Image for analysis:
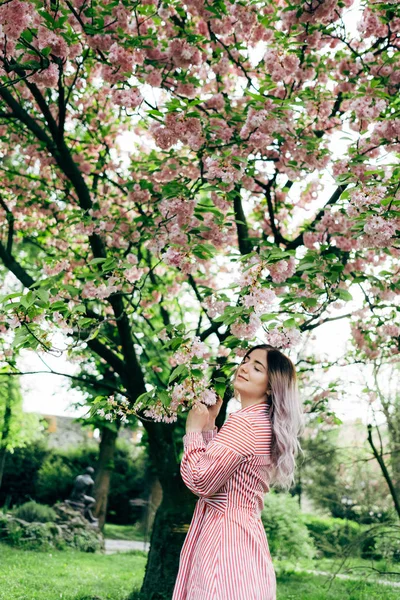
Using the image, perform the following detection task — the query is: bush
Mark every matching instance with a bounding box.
[36,447,98,505]
[303,514,363,557]
[360,522,400,562]
[261,491,316,561]
[13,500,57,523]
[1,439,151,525]
[36,441,150,525]
[0,440,48,507]
[0,503,104,552]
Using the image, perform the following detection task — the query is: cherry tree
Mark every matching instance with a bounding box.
[0,0,399,595]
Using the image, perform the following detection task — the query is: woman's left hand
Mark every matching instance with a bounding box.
[186,403,210,433]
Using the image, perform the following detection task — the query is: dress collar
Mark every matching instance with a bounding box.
[236,401,270,414]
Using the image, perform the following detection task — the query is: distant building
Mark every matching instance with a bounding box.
[41,414,142,448]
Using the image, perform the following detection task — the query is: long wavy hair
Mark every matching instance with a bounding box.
[237,344,303,491]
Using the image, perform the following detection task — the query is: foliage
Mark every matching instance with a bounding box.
[361,522,400,564]
[0,503,104,552]
[261,491,316,561]
[303,514,364,558]
[36,441,150,524]
[0,375,45,453]
[13,500,57,523]
[0,0,397,425]
[35,446,98,506]
[298,424,394,523]
[0,1,399,595]
[0,440,48,507]
[1,439,150,524]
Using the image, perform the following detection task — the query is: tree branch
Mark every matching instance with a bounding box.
[287,184,348,250]
[0,195,14,253]
[0,369,125,396]
[233,184,252,255]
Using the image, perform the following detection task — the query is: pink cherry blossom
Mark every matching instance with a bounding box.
[112,88,142,109]
[266,327,301,349]
[231,313,261,340]
[267,257,296,283]
[243,287,276,315]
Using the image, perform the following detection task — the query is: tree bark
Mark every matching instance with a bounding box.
[367,424,400,520]
[0,381,13,490]
[139,477,196,599]
[94,425,118,529]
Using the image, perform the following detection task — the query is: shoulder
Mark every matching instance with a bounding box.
[213,412,255,456]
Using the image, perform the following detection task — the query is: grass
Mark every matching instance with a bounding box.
[0,543,147,600]
[276,571,399,599]
[103,523,146,542]
[276,555,400,585]
[1,541,399,600]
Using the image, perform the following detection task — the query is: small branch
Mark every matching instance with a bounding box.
[301,312,353,332]
[0,369,126,396]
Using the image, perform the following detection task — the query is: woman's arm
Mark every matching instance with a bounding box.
[181,414,254,497]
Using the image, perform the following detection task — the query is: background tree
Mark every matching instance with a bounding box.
[0,1,399,597]
[0,373,44,490]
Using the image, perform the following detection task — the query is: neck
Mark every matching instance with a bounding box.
[240,397,267,409]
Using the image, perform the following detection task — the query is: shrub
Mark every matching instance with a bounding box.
[303,514,363,557]
[0,503,104,552]
[13,500,57,523]
[360,522,400,562]
[1,439,151,525]
[36,441,150,525]
[35,447,98,505]
[261,491,316,561]
[0,440,48,507]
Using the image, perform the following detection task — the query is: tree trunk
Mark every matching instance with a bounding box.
[134,393,230,599]
[367,424,400,519]
[94,424,118,529]
[0,381,13,490]
[139,477,196,600]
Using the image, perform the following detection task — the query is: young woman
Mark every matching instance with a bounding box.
[172,344,303,600]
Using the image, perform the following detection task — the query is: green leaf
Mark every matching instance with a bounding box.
[168,364,188,384]
[336,289,353,302]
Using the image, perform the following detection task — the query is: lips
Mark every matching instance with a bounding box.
[237,374,248,381]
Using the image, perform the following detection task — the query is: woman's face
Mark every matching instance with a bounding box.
[233,348,268,402]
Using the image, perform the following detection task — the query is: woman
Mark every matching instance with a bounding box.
[172,344,303,600]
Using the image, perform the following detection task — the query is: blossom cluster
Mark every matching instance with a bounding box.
[266,327,301,349]
[96,395,132,424]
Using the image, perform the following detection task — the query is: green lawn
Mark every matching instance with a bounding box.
[103,523,146,542]
[0,542,399,600]
[0,543,147,600]
[276,571,399,600]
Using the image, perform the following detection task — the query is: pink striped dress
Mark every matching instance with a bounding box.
[172,402,276,600]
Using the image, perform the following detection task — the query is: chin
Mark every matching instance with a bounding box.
[234,380,248,392]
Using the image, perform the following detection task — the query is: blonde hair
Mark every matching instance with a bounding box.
[241,344,304,491]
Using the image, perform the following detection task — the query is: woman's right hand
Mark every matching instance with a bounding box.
[203,395,223,431]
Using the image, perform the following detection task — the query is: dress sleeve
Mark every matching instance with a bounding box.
[180,414,254,498]
[202,426,218,446]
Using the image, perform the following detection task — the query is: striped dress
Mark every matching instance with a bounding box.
[172,402,276,600]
